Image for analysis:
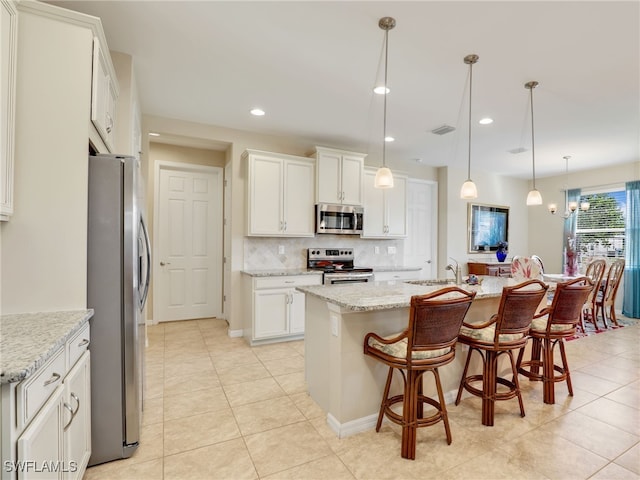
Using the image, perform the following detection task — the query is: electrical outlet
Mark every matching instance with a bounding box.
[387,246,396,254]
[374,246,380,254]
[330,315,339,337]
[278,245,285,255]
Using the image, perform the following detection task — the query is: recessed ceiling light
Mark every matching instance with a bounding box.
[384,136,395,142]
[479,117,493,125]
[250,108,265,116]
[373,86,390,95]
[148,132,160,136]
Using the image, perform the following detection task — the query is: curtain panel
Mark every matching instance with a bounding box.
[622,180,639,318]
[563,188,581,276]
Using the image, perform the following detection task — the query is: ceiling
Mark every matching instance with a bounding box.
[47,1,639,179]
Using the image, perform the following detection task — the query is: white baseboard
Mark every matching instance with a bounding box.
[228,328,244,338]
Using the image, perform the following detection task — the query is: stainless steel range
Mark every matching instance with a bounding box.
[307,248,374,285]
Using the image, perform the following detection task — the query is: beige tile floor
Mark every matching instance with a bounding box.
[84,316,640,480]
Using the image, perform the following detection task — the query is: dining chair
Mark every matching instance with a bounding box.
[531,255,545,273]
[516,277,593,404]
[511,256,544,281]
[596,259,625,327]
[454,279,548,426]
[581,258,606,330]
[364,287,475,459]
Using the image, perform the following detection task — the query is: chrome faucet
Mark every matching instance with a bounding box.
[446,258,462,284]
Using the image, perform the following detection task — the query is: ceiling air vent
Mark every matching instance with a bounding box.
[430,125,456,135]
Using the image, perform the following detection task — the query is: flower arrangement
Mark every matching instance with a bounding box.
[496,241,508,252]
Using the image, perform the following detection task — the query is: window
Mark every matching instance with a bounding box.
[575,187,626,267]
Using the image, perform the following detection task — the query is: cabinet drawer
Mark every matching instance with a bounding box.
[374,270,420,281]
[66,323,90,371]
[16,347,65,429]
[254,275,322,289]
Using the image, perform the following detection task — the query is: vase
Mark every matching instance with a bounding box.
[496,250,507,262]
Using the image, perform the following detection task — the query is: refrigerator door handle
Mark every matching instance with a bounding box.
[139,216,151,309]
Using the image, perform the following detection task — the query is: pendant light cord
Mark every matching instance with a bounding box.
[382,28,389,168]
[529,86,536,189]
[467,61,473,180]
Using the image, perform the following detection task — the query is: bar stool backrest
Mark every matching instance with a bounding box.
[545,277,593,333]
[493,279,548,347]
[408,288,476,355]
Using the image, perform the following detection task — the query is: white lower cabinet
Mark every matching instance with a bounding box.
[62,353,91,480]
[247,275,322,344]
[16,385,64,480]
[2,325,91,480]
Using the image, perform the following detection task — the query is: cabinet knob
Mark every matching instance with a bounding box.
[160,261,171,266]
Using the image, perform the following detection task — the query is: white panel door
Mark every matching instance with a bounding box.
[156,166,223,321]
[405,179,437,279]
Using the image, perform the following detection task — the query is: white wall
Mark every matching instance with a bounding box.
[438,165,531,277]
[0,10,93,313]
[531,161,640,274]
[140,115,439,333]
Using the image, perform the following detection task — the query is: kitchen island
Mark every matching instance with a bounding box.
[297,276,550,438]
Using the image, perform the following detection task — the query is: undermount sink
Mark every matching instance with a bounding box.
[405,279,457,286]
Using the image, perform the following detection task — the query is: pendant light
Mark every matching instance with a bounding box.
[525,81,542,205]
[374,17,395,189]
[460,54,479,199]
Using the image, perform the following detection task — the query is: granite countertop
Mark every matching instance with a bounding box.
[296,276,550,312]
[241,268,323,277]
[0,310,94,384]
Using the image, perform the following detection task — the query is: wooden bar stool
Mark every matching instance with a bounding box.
[364,287,475,459]
[517,277,593,404]
[455,279,548,426]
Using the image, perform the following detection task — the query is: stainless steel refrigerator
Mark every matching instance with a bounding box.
[87,154,151,466]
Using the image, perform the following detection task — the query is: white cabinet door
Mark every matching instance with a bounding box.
[248,154,284,235]
[283,159,315,236]
[362,168,407,238]
[254,289,289,339]
[246,150,314,237]
[341,154,364,205]
[289,290,306,334]
[0,0,17,221]
[362,169,385,237]
[63,352,91,480]
[91,38,117,152]
[17,385,64,480]
[315,148,364,205]
[385,175,408,237]
[316,150,342,204]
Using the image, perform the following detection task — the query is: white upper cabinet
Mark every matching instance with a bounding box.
[313,147,365,206]
[362,167,408,238]
[0,0,17,221]
[245,149,315,237]
[91,37,119,152]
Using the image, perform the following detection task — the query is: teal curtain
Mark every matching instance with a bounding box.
[622,180,640,318]
[563,188,580,275]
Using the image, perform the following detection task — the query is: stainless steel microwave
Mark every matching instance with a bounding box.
[316,204,363,235]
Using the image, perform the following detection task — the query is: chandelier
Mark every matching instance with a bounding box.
[547,155,590,217]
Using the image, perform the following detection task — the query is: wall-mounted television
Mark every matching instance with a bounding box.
[468,203,509,253]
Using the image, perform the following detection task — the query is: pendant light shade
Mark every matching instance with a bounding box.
[375,17,395,189]
[525,81,542,205]
[460,54,479,199]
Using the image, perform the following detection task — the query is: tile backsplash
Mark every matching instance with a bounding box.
[243,237,405,270]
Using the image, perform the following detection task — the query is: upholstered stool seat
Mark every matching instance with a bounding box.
[364,287,475,460]
[517,277,593,404]
[455,279,548,426]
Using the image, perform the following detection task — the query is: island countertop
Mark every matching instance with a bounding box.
[0,310,94,383]
[296,276,548,312]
